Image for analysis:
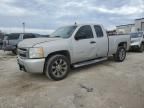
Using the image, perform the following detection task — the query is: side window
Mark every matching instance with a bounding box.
[75,25,93,40]
[8,34,20,40]
[23,34,35,39]
[94,25,104,38]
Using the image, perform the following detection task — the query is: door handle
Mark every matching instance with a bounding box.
[90,41,96,44]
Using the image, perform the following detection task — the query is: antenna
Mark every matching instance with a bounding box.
[22,22,25,33]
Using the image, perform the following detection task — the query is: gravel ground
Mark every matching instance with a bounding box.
[0,50,144,108]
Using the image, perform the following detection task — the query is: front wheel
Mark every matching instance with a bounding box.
[113,46,126,62]
[45,55,70,81]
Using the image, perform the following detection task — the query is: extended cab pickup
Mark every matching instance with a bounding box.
[17,24,130,80]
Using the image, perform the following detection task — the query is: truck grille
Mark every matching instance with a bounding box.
[18,48,28,58]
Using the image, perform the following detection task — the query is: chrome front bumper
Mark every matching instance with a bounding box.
[17,56,45,73]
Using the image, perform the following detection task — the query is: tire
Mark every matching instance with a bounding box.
[139,44,144,52]
[45,54,70,81]
[113,46,126,62]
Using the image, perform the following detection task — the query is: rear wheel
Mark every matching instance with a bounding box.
[114,46,126,62]
[45,54,70,81]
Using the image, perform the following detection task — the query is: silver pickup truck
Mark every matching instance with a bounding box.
[17,24,130,80]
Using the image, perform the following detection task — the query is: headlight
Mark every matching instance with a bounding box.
[29,48,44,58]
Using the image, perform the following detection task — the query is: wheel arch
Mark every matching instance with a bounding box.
[118,42,127,49]
[43,50,71,73]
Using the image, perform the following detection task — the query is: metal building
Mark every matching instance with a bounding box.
[135,18,144,32]
[116,18,144,34]
[116,24,135,34]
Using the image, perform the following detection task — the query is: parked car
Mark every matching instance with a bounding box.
[17,24,130,81]
[0,39,3,49]
[130,32,144,52]
[2,33,42,54]
[0,34,4,49]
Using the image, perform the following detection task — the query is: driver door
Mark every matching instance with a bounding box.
[72,25,97,63]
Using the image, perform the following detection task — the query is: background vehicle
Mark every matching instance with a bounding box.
[17,24,130,81]
[2,33,42,54]
[0,34,4,49]
[0,39,3,49]
[130,32,144,52]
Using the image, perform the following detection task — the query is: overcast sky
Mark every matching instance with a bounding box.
[0,0,144,34]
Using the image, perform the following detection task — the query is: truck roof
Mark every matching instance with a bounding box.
[62,24,102,27]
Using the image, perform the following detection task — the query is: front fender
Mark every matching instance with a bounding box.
[34,39,72,58]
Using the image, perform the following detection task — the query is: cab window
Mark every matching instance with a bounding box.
[94,25,104,38]
[75,25,93,40]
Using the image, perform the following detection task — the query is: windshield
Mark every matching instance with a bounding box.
[50,26,77,38]
[130,32,143,38]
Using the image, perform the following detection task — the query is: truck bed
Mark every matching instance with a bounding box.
[108,35,130,55]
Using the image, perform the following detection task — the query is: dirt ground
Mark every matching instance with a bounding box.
[0,50,144,108]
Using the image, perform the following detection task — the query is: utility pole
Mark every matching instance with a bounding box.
[22,22,25,33]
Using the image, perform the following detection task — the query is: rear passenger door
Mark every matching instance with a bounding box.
[93,25,108,57]
[23,34,36,39]
[72,25,97,63]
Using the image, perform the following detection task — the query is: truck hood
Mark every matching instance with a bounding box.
[131,37,141,43]
[18,38,61,48]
